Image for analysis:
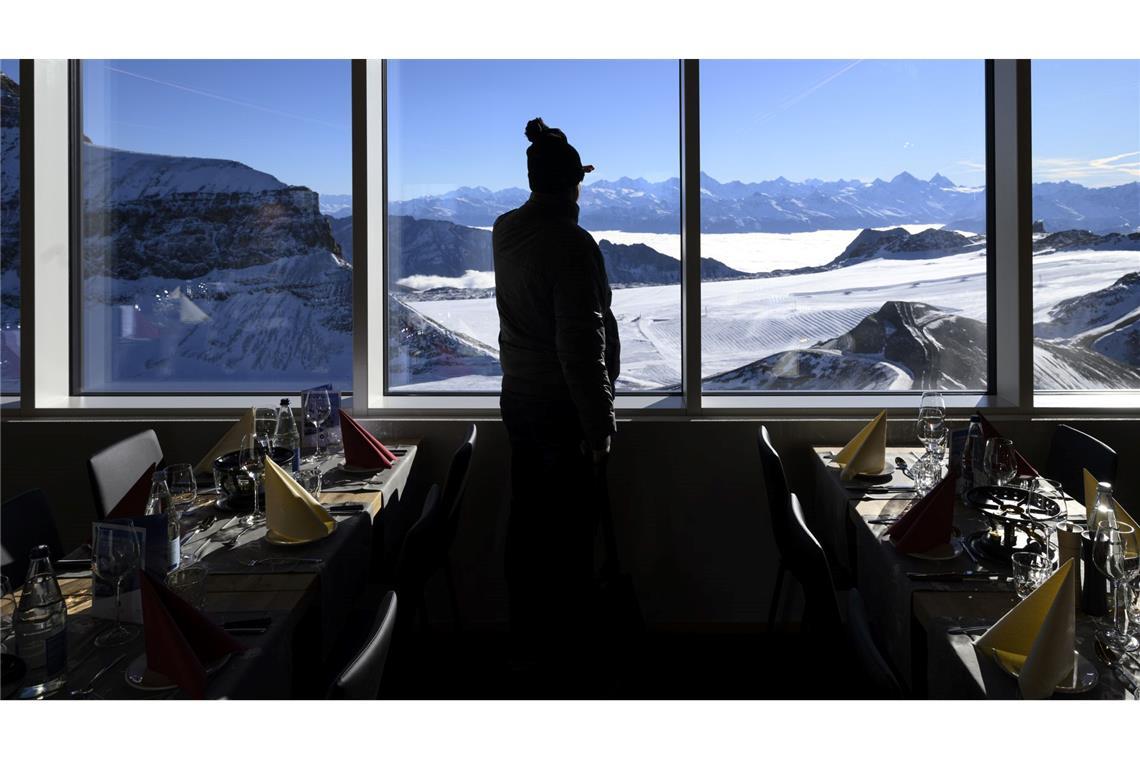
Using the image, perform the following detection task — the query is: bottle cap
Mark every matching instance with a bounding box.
[1096,482,1113,493]
[280,398,290,406]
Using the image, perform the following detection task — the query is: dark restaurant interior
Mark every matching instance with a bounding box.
[2,1,1138,752]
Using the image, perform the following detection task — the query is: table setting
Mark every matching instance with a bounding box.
[810,396,1139,698]
[3,404,418,700]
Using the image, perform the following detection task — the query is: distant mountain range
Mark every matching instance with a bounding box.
[391,172,1139,235]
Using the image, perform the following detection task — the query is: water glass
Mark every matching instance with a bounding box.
[1012,551,1050,599]
[166,564,209,611]
[304,389,332,462]
[292,467,322,499]
[165,463,198,516]
[239,434,270,528]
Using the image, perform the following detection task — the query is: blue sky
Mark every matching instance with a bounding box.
[76,59,1139,198]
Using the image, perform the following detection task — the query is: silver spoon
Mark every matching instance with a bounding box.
[68,653,128,699]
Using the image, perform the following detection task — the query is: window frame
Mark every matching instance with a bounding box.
[8,58,1137,419]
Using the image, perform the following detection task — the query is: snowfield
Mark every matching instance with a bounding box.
[398,228,1139,392]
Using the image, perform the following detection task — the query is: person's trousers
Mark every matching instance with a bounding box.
[501,391,600,662]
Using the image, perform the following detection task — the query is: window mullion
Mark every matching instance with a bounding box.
[680,59,702,416]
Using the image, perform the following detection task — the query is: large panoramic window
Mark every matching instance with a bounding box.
[1031,60,1140,392]
[385,60,681,393]
[699,60,990,392]
[78,60,353,393]
[1,60,20,396]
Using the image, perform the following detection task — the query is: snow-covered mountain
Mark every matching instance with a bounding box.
[597,240,745,285]
[318,194,353,219]
[1,73,22,389]
[702,300,1139,392]
[79,139,353,390]
[390,172,1139,235]
[1035,271,1140,370]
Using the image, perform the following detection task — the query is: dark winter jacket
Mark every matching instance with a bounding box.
[493,192,620,446]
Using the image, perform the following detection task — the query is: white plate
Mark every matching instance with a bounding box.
[264,520,337,546]
[124,652,232,691]
[992,649,1099,695]
[852,460,896,479]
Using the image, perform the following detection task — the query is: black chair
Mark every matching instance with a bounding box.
[788,492,902,697]
[1,490,65,583]
[88,430,164,518]
[326,591,398,699]
[393,484,443,632]
[756,426,795,630]
[1044,424,1118,503]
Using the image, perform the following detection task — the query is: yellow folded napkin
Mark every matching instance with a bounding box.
[1082,469,1139,532]
[194,408,256,474]
[263,458,335,542]
[834,411,887,480]
[974,559,1076,699]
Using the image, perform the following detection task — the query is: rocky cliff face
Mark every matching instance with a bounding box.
[597,240,745,286]
[1,72,21,390]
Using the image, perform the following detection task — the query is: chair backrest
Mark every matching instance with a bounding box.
[788,492,843,633]
[88,430,164,519]
[394,484,443,590]
[1045,424,1118,503]
[1,490,65,583]
[439,424,477,551]
[327,591,398,699]
[842,587,903,698]
[756,426,794,561]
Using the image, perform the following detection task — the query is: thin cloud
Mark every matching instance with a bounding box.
[755,60,864,125]
[1033,151,1139,185]
[103,64,346,132]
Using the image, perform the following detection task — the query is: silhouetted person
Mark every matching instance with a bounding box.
[495,118,620,688]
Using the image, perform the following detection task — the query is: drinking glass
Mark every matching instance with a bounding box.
[1093,523,1139,652]
[165,463,198,517]
[239,434,270,528]
[983,437,1017,487]
[253,406,279,440]
[0,575,14,653]
[92,525,141,648]
[292,466,322,499]
[304,389,332,462]
[1011,551,1050,599]
[166,564,209,611]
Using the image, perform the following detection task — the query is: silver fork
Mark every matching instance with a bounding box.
[68,653,128,699]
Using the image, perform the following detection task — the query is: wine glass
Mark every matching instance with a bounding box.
[165,463,197,517]
[983,437,1016,487]
[1092,523,1139,652]
[304,389,332,463]
[253,406,279,442]
[92,525,141,648]
[239,434,270,528]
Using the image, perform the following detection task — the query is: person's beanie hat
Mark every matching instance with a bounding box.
[525,117,594,193]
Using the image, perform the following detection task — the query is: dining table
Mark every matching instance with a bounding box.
[809,444,1139,699]
[6,441,419,700]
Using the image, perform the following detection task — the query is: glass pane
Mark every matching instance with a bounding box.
[700,60,989,392]
[79,60,352,393]
[1,60,20,395]
[1032,60,1140,391]
[386,60,681,393]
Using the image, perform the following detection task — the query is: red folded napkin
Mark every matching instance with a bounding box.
[887,470,959,554]
[140,571,245,699]
[105,463,157,521]
[976,412,1038,477]
[339,409,395,469]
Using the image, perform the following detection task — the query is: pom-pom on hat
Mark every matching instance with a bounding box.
[525,117,594,193]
